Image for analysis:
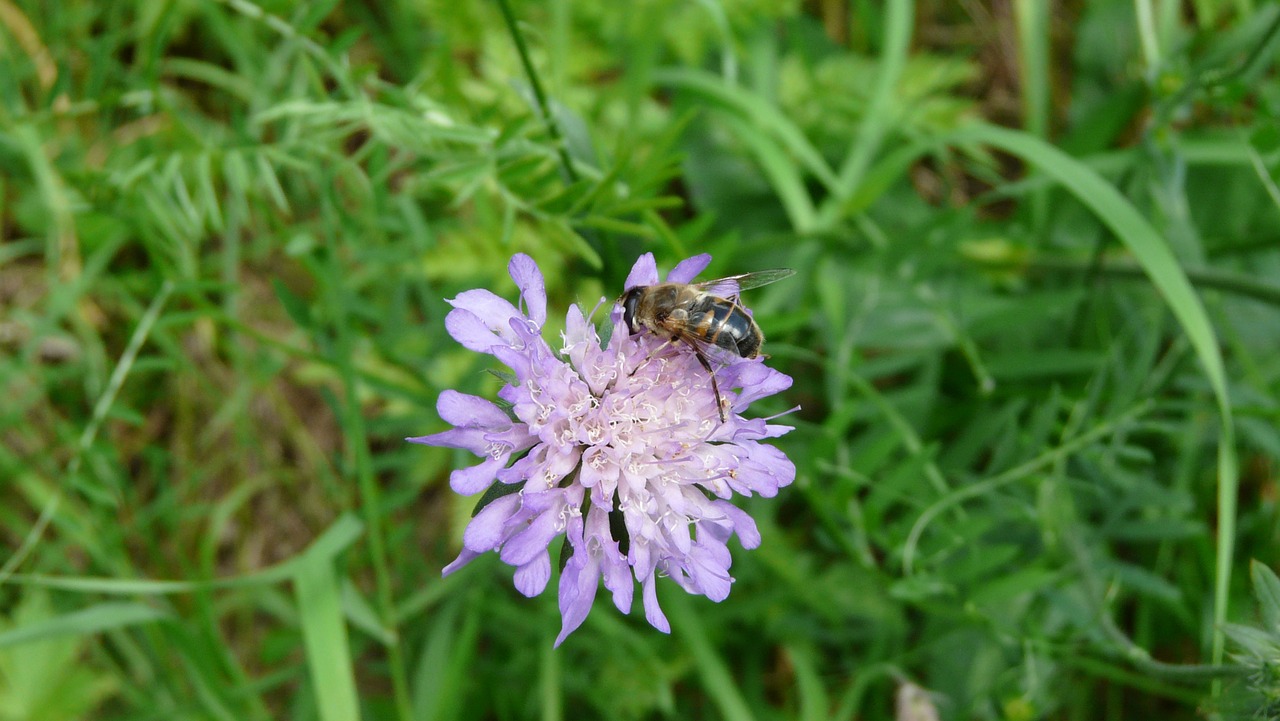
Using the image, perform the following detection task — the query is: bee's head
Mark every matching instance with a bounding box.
[620,286,645,335]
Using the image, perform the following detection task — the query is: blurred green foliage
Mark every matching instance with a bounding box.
[1,0,1279,719]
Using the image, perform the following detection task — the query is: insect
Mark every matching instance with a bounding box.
[619,268,795,422]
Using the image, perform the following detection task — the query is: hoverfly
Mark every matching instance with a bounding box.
[619,268,795,422]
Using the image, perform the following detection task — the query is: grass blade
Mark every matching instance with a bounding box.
[294,538,362,721]
[653,66,839,194]
[0,602,169,648]
[665,590,756,721]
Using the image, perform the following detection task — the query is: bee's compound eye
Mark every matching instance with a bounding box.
[621,288,642,334]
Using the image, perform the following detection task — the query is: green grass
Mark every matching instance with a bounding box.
[3,0,1280,719]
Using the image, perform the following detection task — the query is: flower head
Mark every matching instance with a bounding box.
[409,253,795,644]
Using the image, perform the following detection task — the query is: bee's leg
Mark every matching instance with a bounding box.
[630,338,675,377]
[692,348,727,423]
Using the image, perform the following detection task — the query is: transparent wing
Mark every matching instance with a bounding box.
[692,268,796,298]
[663,327,744,369]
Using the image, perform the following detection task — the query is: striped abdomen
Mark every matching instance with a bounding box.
[687,293,763,358]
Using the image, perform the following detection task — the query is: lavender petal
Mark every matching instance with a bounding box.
[686,545,733,601]
[405,427,488,455]
[436,389,511,428]
[623,252,659,290]
[449,288,520,326]
[444,308,508,353]
[666,253,712,283]
[442,547,482,576]
[640,572,671,633]
[508,253,547,327]
[449,455,506,495]
[555,526,602,646]
[499,507,561,566]
[712,500,761,549]
[513,552,552,597]
[460,493,522,552]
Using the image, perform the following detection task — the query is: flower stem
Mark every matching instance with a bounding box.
[496,0,579,184]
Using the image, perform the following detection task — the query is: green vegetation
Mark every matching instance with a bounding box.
[2,0,1279,718]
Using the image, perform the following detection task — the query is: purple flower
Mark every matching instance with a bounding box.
[409,253,796,645]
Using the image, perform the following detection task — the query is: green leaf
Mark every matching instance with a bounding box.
[717,112,815,231]
[1252,560,1280,633]
[294,550,361,721]
[0,593,120,721]
[273,278,314,330]
[342,580,396,646]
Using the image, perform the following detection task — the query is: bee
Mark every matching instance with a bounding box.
[619,268,795,422]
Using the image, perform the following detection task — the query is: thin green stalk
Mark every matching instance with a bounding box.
[0,495,60,584]
[1197,5,1280,87]
[1015,0,1050,233]
[971,255,1280,307]
[1064,526,1247,681]
[1014,0,1049,131]
[539,635,563,721]
[495,0,629,280]
[1057,654,1221,703]
[70,280,176,502]
[902,400,1153,574]
[496,0,578,183]
[1248,141,1280,210]
[1151,7,1280,127]
[1134,0,1161,72]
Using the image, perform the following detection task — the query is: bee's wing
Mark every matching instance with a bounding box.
[692,268,796,297]
[669,327,744,367]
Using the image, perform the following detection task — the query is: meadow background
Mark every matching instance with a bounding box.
[2,0,1280,719]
